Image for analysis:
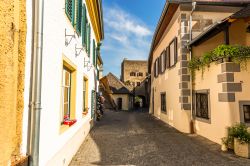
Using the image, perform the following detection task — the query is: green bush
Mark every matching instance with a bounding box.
[228,123,250,144]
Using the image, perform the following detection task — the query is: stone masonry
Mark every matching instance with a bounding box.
[121,59,148,88]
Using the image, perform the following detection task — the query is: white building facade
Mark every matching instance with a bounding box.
[21,0,104,165]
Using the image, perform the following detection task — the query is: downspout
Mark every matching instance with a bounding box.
[189,1,196,134]
[28,0,44,165]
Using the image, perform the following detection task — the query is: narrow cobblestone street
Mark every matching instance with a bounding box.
[70,110,250,166]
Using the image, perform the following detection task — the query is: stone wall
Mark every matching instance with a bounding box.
[121,60,148,85]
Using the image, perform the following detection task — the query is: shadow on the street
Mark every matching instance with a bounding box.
[71,109,250,166]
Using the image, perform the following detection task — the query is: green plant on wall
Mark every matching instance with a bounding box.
[188,44,250,78]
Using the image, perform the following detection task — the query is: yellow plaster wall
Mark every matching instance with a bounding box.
[193,63,231,144]
[113,94,130,110]
[0,0,26,164]
[191,19,250,144]
[150,10,191,133]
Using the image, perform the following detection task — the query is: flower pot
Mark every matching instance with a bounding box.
[234,138,250,158]
[221,144,228,152]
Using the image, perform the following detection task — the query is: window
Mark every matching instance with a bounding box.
[62,67,71,122]
[65,0,75,25]
[161,93,166,112]
[160,51,166,73]
[137,72,143,77]
[154,58,159,77]
[137,82,141,86]
[169,37,177,67]
[195,91,209,119]
[76,0,82,34]
[130,72,136,76]
[83,78,88,113]
[61,57,77,127]
[243,105,250,123]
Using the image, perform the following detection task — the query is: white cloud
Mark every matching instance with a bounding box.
[104,6,152,37]
[102,5,153,77]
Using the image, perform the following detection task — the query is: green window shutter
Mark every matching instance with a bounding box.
[91,90,95,119]
[65,0,75,25]
[87,24,91,57]
[66,0,73,22]
[95,48,97,67]
[71,0,75,26]
[76,0,82,34]
[81,4,87,47]
[92,39,96,66]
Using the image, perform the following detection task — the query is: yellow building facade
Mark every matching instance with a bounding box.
[0,0,27,165]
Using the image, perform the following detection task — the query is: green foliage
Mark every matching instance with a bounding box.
[227,123,250,144]
[134,96,142,103]
[188,44,250,77]
[221,137,229,146]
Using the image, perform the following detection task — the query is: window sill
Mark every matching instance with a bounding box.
[194,116,211,124]
[60,119,77,134]
[161,111,167,114]
[82,111,88,117]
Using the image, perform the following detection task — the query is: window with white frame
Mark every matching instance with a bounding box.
[155,58,159,77]
[83,78,87,112]
[62,67,71,122]
[161,51,166,73]
[169,37,177,67]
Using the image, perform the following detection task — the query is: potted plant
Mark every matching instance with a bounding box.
[221,137,228,151]
[231,123,250,158]
[82,107,88,115]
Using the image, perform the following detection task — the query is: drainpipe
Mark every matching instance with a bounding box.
[28,0,44,165]
[189,1,196,134]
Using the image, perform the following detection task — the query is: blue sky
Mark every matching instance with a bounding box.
[101,0,165,78]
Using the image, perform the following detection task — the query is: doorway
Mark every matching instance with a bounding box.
[117,98,122,110]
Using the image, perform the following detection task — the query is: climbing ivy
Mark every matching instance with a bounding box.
[188,44,250,78]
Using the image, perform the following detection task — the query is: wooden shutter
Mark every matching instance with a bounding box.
[87,24,91,56]
[174,37,178,64]
[163,50,167,71]
[91,90,95,119]
[166,46,170,68]
[154,61,156,77]
[93,39,96,67]
[65,0,75,25]
[158,57,161,74]
[81,4,87,46]
[88,24,91,56]
[76,0,82,34]
[72,0,75,26]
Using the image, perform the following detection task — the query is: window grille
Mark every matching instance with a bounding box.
[196,92,209,119]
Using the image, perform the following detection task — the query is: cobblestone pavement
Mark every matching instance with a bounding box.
[70,109,250,166]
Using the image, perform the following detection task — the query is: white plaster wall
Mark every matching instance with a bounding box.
[22,0,100,165]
